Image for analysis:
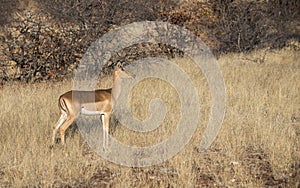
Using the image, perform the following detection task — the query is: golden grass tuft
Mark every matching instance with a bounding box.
[0,47,299,187]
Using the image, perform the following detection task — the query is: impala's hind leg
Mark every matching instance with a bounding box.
[59,115,75,145]
[52,111,67,146]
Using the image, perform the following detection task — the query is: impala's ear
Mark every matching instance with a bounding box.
[115,62,123,71]
[117,62,122,68]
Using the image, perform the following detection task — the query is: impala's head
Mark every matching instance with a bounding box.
[114,63,135,79]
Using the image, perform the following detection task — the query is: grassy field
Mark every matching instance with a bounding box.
[0,47,299,187]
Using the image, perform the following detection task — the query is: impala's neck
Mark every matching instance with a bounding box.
[111,74,122,102]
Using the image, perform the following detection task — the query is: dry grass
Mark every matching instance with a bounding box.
[0,47,299,187]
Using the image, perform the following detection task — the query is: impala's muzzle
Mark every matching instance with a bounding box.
[124,69,136,79]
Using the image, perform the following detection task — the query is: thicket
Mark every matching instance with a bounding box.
[0,0,299,84]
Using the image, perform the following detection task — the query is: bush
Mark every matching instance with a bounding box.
[1,0,299,84]
[210,0,300,53]
[0,0,176,83]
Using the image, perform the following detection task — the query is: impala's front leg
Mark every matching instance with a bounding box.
[101,113,110,149]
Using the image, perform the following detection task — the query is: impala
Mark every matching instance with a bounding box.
[51,63,135,148]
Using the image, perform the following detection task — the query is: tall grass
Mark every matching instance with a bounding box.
[0,47,299,187]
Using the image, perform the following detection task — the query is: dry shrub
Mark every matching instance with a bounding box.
[1,0,299,84]
[210,0,300,53]
[0,0,19,25]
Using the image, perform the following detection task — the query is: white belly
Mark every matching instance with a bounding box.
[80,107,104,116]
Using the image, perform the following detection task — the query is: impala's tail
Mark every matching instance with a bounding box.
[58,96,68,113]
